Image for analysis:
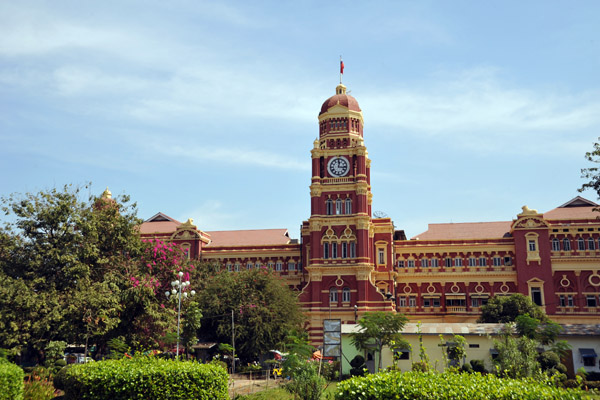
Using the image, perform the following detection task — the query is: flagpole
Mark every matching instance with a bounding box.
[339,55,342,84]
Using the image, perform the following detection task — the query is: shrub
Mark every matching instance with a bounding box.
[586,371,600,381]
[0,359,24,400]
[411,361,428,372]
[470,359,487,374]
[335,370,587,400]
[61,356,228,399]
[284,359,326,400]
[349,355,366,377]
[24,369,56,400]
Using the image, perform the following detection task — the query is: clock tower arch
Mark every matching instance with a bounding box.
[300,83,396,345]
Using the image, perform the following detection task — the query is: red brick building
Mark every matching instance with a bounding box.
[138,83,600,344]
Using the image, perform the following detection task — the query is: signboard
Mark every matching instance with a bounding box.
[323,319,341,357]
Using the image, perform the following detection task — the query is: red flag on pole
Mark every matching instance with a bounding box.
[340,60,345,75]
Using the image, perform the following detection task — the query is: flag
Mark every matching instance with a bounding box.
[340,60,345,75]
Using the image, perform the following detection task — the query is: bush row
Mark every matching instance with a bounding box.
[58,357,228,400]
[0,359,24,400]
[335,371,586,400]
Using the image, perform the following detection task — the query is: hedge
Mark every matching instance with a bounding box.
[61,357,229,400]
[335,371,586,400]
[0,359,24,400]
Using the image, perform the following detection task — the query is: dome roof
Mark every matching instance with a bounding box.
[319,84,361,115]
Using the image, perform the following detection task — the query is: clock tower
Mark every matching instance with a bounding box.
[300,83,396,344]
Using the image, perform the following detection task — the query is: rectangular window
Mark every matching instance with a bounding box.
[586,295,597,308]
[421,258,428,268]
[288,262,295,271]
[563,239,571,251]
[583,356,596,367]
[445,258,452,268]
[247,263,253,270]
[471,298,480,308]
[378,249,385,264]
[397,260,405,268]
[332,243,338,259]
[398,296,406,307]
[588,238,596,250]
[493,257,502,266]
[479,257,487,267]
[341,242,348,258]
[235,264,240,272]
[407,260,415,268]
[454,258,462,267]
[408,296,416,307]
[423,298,431,307]
[323,243,329,259]
[531,287,543,306]
[275,262,282,271]
[431,258,439,268]
[568,295,574,307]
[469,344,480,349]
[433,298,440,307]
[504,256,512,266]
[559,295,566,307]
[552,239,560,251]
[578,239,585,251]
[468,257,477,267]
[350,242,356,258]
[227,264,232,272]
[528,240,537,251]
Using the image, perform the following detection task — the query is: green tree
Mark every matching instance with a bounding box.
[196,267,304,362]
[478,294,547,323]
[349,311,408,372]
[493,324,541,379]
[580,139,600,198]
[0,185,176,361]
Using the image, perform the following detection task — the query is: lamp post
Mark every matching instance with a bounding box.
[354,304,358,322]
[165,271,195,358]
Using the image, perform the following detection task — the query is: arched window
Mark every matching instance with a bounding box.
[345,198,352,214]
[588,237,596,251]
[275,262,282,271]
[329,287,338,303]
[350,242,356,258]
[234,263,240,272]
[323,243,329,259]
[326,199,333,215]
[341,242,348,258]
[336,199,342,215]
[551,238,560,251]
[578,238,585,251]
[342,287,351,302]
[563,238,571,251]
[227,263,232,272]
[332,242,338,259]
[247,262,253,270]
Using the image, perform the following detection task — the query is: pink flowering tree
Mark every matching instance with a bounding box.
[117,239,198,350]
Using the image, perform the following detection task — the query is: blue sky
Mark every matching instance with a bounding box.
[1,1,599,239]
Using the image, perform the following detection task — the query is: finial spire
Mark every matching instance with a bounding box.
[339,56,344,84]
[102,187,112,199]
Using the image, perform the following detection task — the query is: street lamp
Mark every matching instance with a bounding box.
[354,304,358,322]
[165,271,196,358]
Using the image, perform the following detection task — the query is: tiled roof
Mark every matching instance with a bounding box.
[342,323,505,335]
[412,221,513,241]
[342,323,600,336]
[544,206,599,221]
[140,213,181,234]
[559,324,600,336]
[205,229,292,247]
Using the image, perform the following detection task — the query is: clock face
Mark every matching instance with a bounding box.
[327,156,350,177]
